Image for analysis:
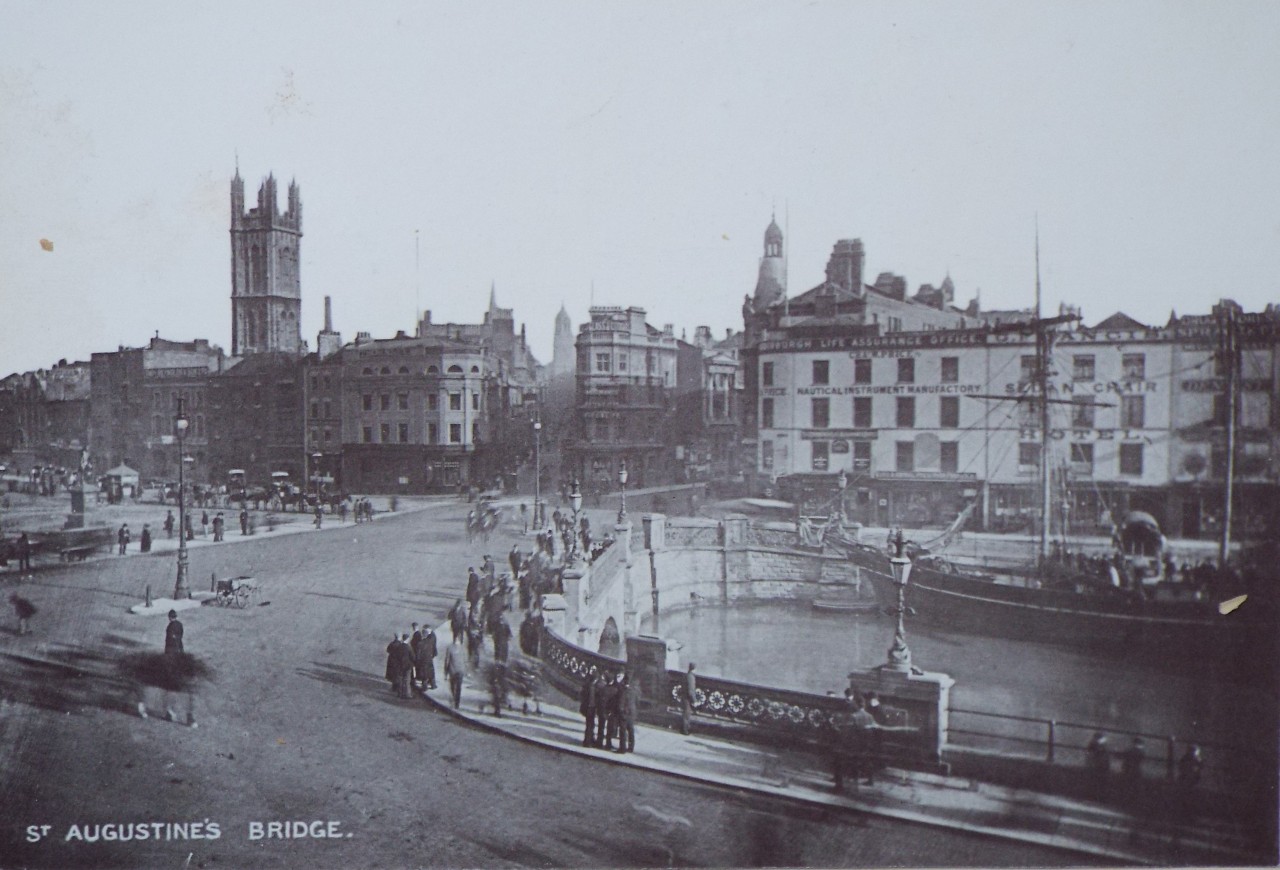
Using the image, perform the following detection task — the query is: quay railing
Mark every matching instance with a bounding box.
[948,706,1273,796]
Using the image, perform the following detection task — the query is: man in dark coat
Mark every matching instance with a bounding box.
[508,544,522,578]
[465,568,482,616]
[681,663,697,735]
[164,610,184,654]
[616,673,640,754]
[239,509,249,536]
[409,623,422,685]
[579,670,602,747]
[391,633,414,698]
[443,636,466,708]
[449,599,468,644]
[416,626,438,691]
[117,524,130,555]
[163,511,175,539]
[597,671,620,750]
[491,615,512,663]
[386,633,404,692]
[140,524,152,553]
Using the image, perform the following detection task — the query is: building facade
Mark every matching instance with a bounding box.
[753,302,1279,541]
[569,306,680,493]
[89,337,225,484]
[206,353,305,487]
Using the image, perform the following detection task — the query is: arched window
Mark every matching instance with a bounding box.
[398,366,410,374]
[470,365,480,374]
[447,365,463,374]
[427,365,439,375]
[380,366,391,375]
[362,367,373,375]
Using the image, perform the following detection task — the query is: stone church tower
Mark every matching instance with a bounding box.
[230,168,302,356]
[549,303,575,380]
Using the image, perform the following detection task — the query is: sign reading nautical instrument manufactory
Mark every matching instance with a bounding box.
[874,471,979,481]
[799,429,878,440]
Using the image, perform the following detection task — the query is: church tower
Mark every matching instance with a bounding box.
[753,215,786,308]
[550,303,576,380]
[230,168,303,356]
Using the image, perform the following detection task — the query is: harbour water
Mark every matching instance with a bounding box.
[650,602,1275,758]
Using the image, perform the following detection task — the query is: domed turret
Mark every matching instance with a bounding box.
[754,214,786,307]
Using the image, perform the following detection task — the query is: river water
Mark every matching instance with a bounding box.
[648,602,1275,757]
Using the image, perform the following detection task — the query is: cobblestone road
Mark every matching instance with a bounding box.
[0,501,1095,868]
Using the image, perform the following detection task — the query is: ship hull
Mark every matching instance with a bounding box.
[842,543,1274,672]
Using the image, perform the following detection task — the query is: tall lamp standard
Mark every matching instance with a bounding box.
[568,477,582,562]
[836,468,848,523]
[617,460,628,525]
[311,452,323,507]
[885,528,913,670]
[533,414,543,531]
[173,398,190,599]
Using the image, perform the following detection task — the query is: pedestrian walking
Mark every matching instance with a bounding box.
[184,513,193,541]
[508,544,522,578]
[833,694,877,792]
[339,500,348,524]
[163,511,175,539]
[520,503,528,534]
[491,614,512,663]
[448,599,468,644]
[212,512,225,542]
[201,510,209,537]
[10,593,36,635]
[15,532,32,575]
[616,673,640,754]
[164,610,184,654]
[140,524,152,553]
[466,610,484,668]
[580,670,602,747]
[680,663,697,735]
[117,524,131,555]
[313,504,323,530]
[239,509,249,536]
[443,636,466,708]
[466,568,482,616]
[417,626,438,691]
[488,660,508,717]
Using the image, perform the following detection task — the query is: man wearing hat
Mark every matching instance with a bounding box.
[165,610,184,655]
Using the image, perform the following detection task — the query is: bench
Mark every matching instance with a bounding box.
[60,545,100,562]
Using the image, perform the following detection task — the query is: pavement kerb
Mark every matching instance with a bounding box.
[417,626,1179,867]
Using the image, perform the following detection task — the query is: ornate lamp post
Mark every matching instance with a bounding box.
[617,460,628,524]
[533,414,543,530]
[569,477,582,562]
[885,528,913,670]
[311,451,323,507]
[173,399,190,599]
[836,467,848,523]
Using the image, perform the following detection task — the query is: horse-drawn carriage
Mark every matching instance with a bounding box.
[214,575,260,608]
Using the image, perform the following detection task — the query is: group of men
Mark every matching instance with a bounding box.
[384,622,440,699]
[578,669,642,754]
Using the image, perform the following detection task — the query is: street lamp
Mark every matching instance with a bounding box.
[173,398,190,599]
[533,414,543,531]
[885,528,913,670]
[569,477,582,562]
[312,451,323,516]
[617,459,628,524]
[836,468,848,523]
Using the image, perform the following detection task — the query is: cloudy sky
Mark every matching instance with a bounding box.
[2,1,1278,376]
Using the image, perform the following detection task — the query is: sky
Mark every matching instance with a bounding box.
[2,0,1278,376]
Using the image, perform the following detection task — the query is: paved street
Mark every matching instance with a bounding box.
[0,500,1099,869]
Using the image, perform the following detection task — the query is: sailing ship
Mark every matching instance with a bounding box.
[833,254,1276,669]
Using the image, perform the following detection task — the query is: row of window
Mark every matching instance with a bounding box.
[1018,442,1146,476]
[357,422,470,445]
[762,439,1147,476]
[151,414,205,438]
[762,353,1154,389]
[762,357,954,388]
[761,394,1150,431]
[594,352,659,375]
[152,390,203,411]
[352,392,479,413]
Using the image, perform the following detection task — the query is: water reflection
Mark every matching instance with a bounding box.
[650,602,1274,751]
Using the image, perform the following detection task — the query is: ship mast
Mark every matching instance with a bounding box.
[1034,225,1053,564]
[1218,304,1239,567]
